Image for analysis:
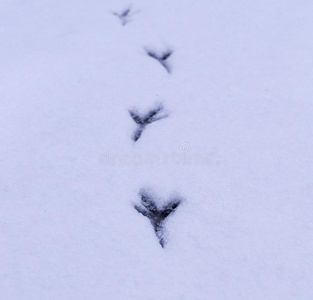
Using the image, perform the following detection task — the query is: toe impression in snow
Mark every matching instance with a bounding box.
[146,48,173,73]
[134,188,182,248]
[113,7,132,25]
[129,103,168,142]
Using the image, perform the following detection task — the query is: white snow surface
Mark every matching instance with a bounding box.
[1,0,313,299]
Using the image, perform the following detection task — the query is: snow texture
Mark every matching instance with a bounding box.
[1,0,313,299]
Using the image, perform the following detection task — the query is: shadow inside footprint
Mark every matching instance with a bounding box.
[146,49,173,73]
[129,103,168,142]
[134,188,182,248]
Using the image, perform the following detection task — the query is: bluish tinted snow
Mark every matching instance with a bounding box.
[1,0,313,299]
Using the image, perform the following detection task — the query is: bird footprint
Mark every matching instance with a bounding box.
[146,48,173,73]
[113,7,132,26]
[129,103,168,142]
[134,188,182,248]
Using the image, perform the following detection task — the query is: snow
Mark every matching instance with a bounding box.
[1,0,313,299]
